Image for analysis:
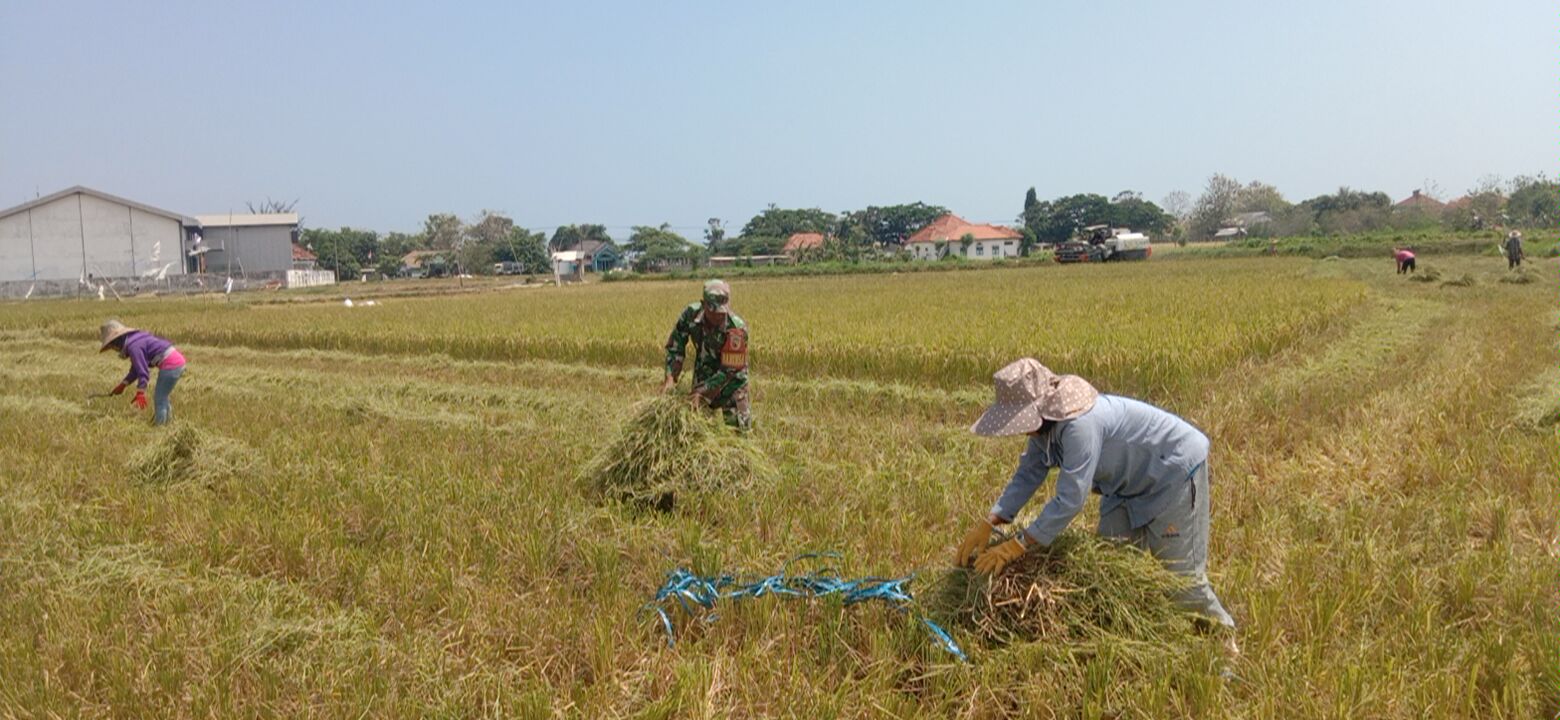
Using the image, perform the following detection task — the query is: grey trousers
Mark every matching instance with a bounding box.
[1097,462,1235,629]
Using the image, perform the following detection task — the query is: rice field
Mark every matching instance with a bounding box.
[0,255,1554,718]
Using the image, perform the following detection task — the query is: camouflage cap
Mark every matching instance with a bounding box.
[702,279,732,313]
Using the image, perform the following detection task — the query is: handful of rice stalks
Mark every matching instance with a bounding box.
[582,395,774,508]
[127,425,258,487]
[930,530,1197,650]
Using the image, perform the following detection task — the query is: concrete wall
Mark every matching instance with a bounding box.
[0,193,185,282]
[201,224,294,274]
[285,269,336,288]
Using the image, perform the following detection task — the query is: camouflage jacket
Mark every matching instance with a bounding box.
[665,303,748,399]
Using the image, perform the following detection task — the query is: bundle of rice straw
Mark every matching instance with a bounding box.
[930,530,1197,651]
[127,426,257,487]
[1498,268,1537,284]
[582,395,774,509]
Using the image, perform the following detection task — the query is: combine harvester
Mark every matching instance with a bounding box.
[1054,225,1152,263]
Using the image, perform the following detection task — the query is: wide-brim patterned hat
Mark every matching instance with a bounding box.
[970,358,1099,436]
[98,319,136,352]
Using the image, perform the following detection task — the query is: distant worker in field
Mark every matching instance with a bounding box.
[1504,231,1524,270]
[953,358,1237,648]
[661,280,750,428]
[99,319,186,425]
[1393,247,1416,274]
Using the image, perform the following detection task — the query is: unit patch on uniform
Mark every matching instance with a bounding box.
[721,328,748,370]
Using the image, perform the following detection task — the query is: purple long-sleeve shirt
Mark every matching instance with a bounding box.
[118,331,174,389]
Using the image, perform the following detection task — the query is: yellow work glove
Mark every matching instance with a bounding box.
[973,537,1029,575]
[954,519,995,567]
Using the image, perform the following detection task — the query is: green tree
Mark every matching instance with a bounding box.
[379,231,425,260]
[1506,175,1559,227]
[958,233,976,257]
[740,205,837,238]
[1188,175,1243,240]
[499,227,551,274]
[627,224,704,271]
[423,213,463,250]
[841,202,948,247]
[1296,187,1392,234]
[1023,193,1112,243]
[703,218,726,248]
[1106,191,1174,236]
[549,224,612,252]
[302,227,378,279]
[1019,227,1038,257]
[1235,182,1290,215]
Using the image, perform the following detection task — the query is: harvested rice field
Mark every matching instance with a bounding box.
[0,255,1554,718]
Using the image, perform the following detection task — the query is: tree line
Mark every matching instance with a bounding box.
[297,172,1558,277]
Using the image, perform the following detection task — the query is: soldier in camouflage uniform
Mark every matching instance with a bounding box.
[661,279,751,428]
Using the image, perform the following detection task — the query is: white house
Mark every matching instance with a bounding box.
[551,250,584,277]
[904,213,1024,260]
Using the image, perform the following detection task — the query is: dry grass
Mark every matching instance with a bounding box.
[582,395,775,509]
[126,425,258,487]
[929,531,1199,655]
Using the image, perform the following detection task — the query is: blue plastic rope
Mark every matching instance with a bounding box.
[644,557,967,662]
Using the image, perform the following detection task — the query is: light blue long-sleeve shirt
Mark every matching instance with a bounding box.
[990,394,1209,546]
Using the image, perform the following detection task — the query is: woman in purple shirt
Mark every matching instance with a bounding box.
[99,319,187,425]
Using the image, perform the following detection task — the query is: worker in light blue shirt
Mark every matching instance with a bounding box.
[954,358,1236,637]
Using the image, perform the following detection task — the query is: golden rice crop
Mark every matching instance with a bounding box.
[25,259,1362,398]
[0,254,1553,718]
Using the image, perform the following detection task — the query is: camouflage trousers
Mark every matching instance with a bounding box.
[695,385,751,430]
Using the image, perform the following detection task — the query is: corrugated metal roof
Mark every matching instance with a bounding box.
[0,185,196,225]
[194,213,300,228]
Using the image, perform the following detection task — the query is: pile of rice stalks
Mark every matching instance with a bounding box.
[1499,268,1537,284]
[1440,273,1477,287]
[127,425,258,487]
[930,531,1198,651]
[581,395,774,509]
[1407,267,1441,282]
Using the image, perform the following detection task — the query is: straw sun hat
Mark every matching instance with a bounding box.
[98,319,136,352]
[970,358,1099,436]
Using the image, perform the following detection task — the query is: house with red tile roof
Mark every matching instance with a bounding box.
[782,232,826,255]
[1396,190,1445,210]
[290,243,318,270]
[904,213,1023,260]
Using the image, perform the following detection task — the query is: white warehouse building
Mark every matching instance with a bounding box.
[0,186,195,283]
[0,186,304,284]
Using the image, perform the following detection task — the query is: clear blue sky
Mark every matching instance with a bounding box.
[1,1,1551,236]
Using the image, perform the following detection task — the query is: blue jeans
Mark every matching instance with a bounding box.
[153,365,184,425]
